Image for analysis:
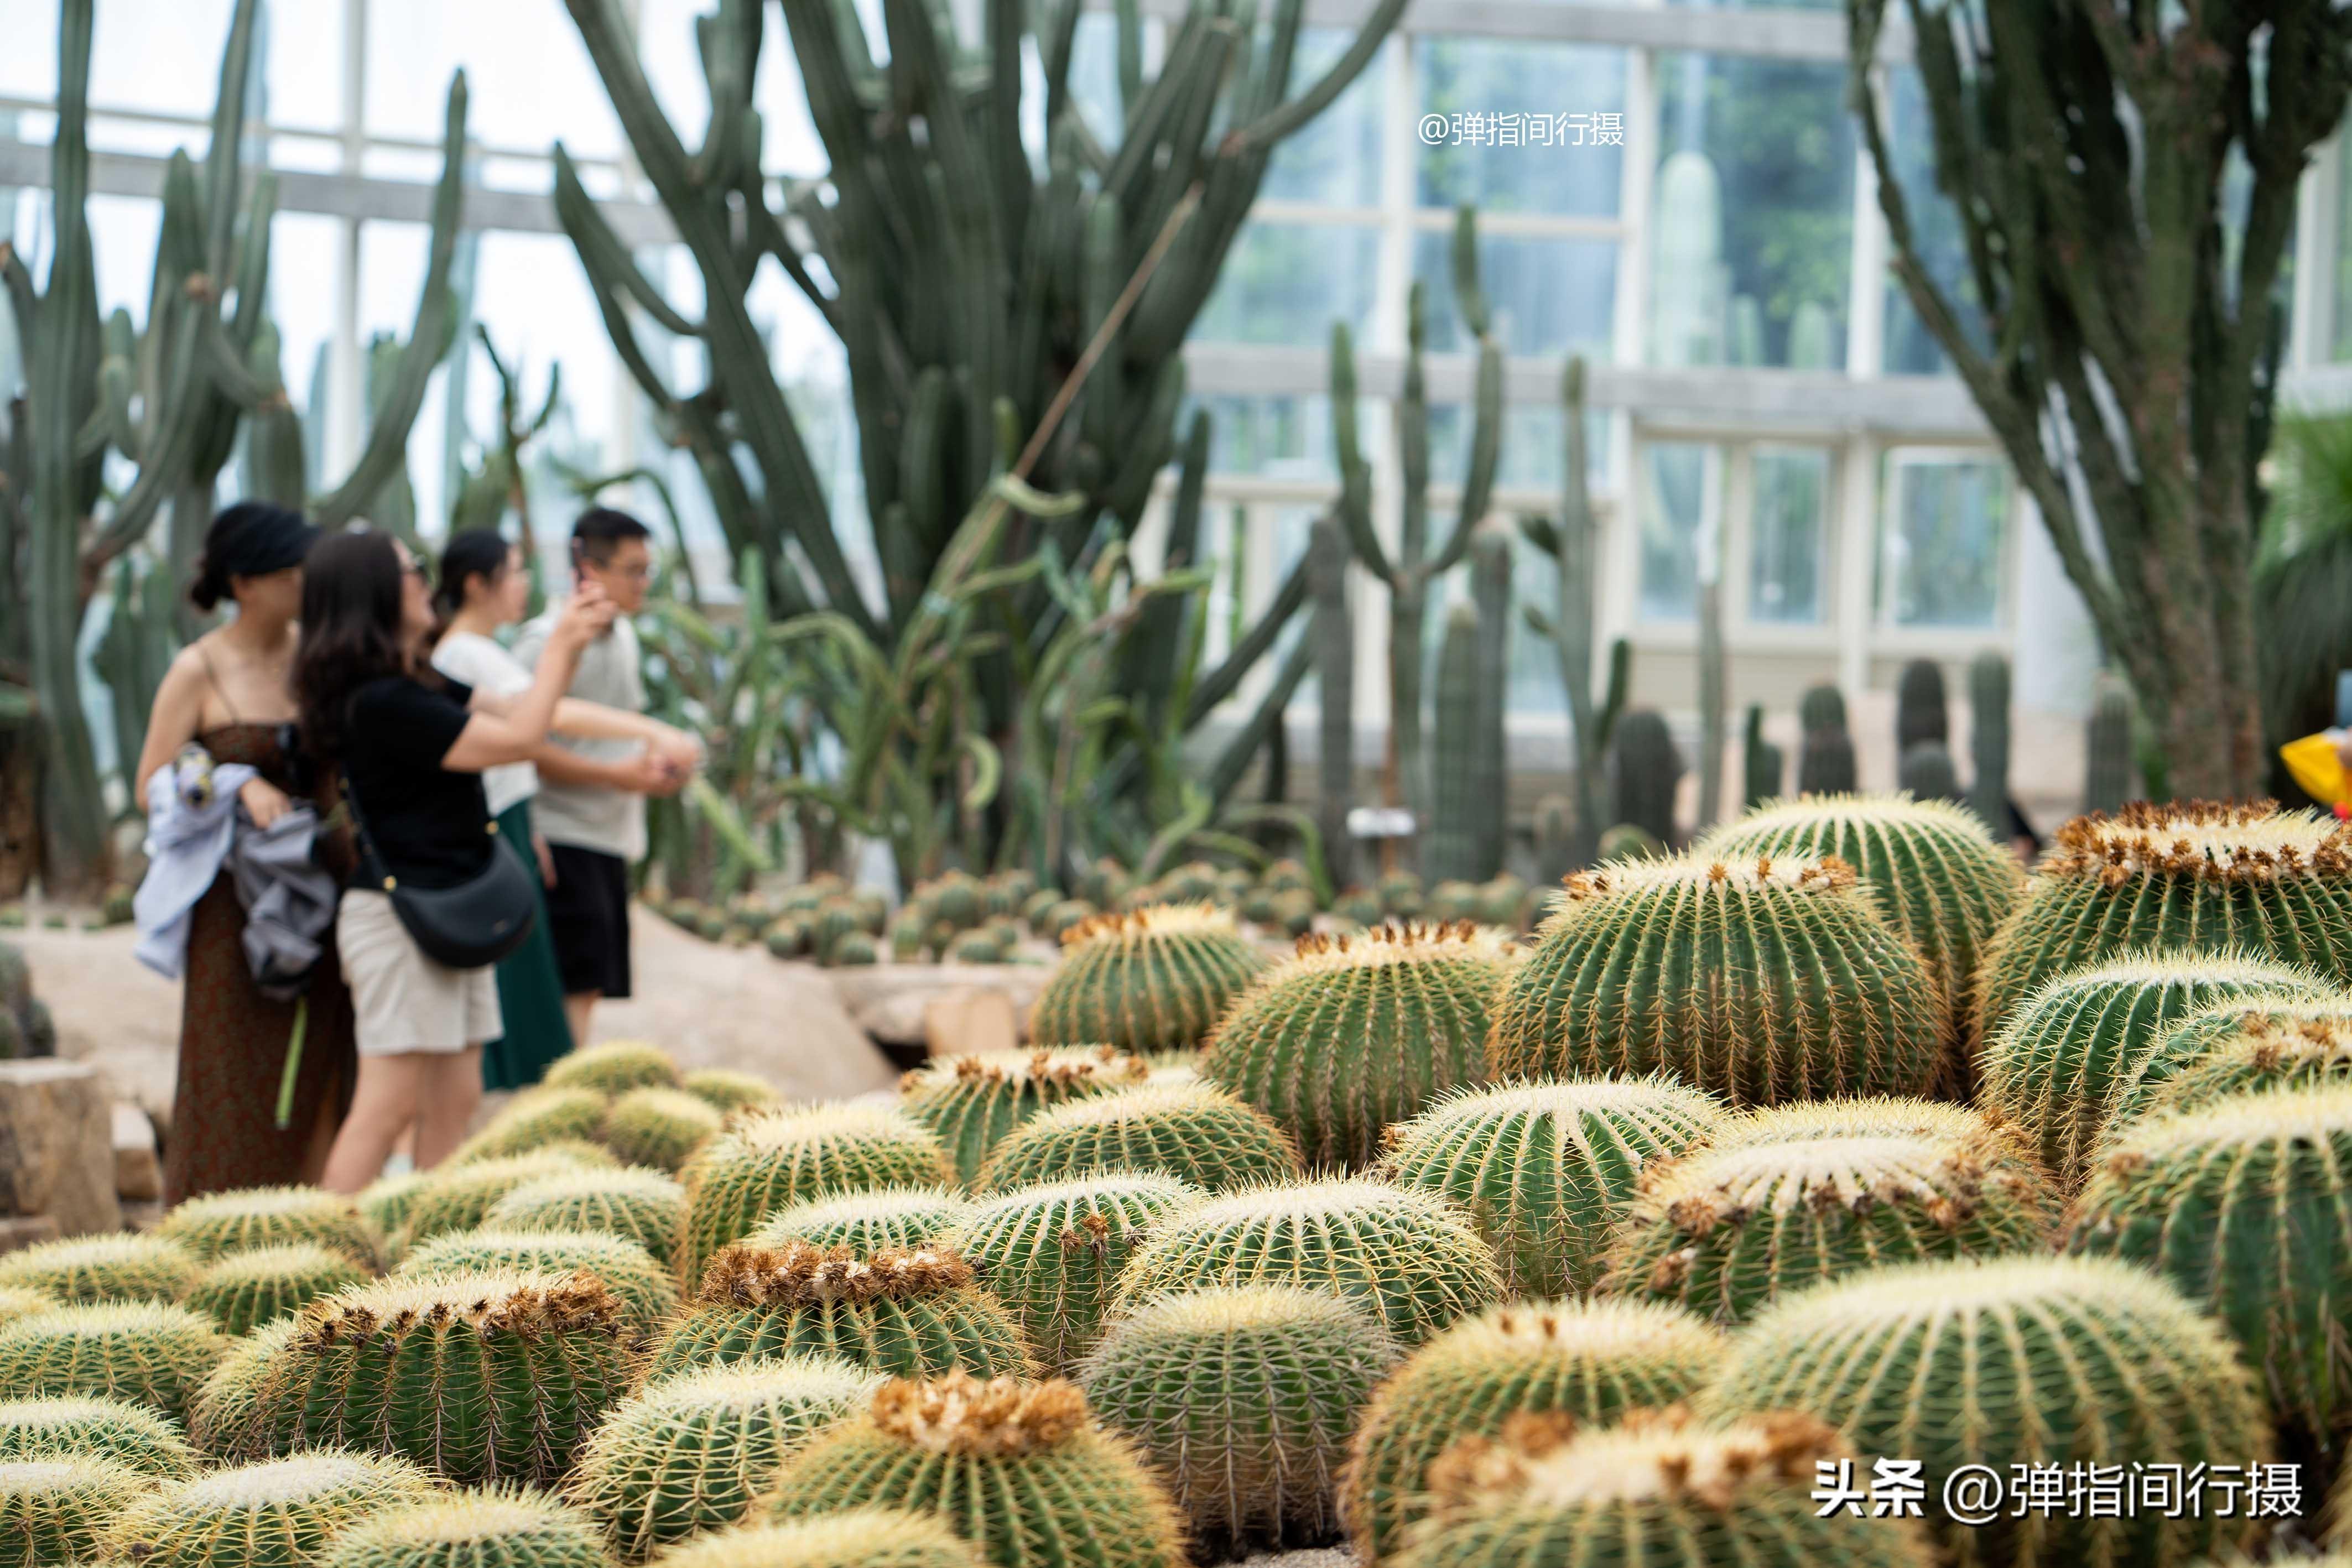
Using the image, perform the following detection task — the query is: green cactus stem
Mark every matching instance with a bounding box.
[1606,711,1682,846]
[394,1230,676,1342]
[2084,675,2138,812]
[0,1393,200,1477]
[483,1166,689,1274]
[749,1186,974,1258]
[1968,652,2011,835]
[600,1087,726,1174]
[683,1068,782,1117]
[0,1234,200,1307]
[451,1087,613,1165]
[1896,742,1960,802]
[185,1244,371,1339]
[973,1081,1302,1195]
[2106,994,2352,1127]
[1029,905,1271,1054]
[0,1304,227,1425]
[0,1455,158,1565]
[155,1186,378,1269]
[1895,659,1948,753]
[312,1486,611,1568]
[546,1039,683,1096]
[1740,706,1783,810]
[390,1147,620,1260]
[899,1047,1149,1187]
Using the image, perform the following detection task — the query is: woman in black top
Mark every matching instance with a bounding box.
[292,530,614,1192]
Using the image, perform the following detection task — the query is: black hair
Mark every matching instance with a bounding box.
[573,507,653,567]
[189,502,318,612]
[435,529,516,618]
[292,531,413,765]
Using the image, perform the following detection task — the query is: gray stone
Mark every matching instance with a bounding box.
[827,962,1054,1048]
[0,1216,58,1254]
[0,1060,122,1237]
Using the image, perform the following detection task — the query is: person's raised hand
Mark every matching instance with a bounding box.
[610,748,684,798]
[554,581,618,650]
[652,728,704,777]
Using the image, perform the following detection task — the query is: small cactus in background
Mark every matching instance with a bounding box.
[1600,1116,2055,1324]
[1968,651,2011,835]
[654,1510,986,1568]
[1979,949,2324,1184]
[204,1273,635,1484]
[0,1394,200,1477]
[1427,600,1508,885]
[948,1173,1203,1376]
[1973,801,2352,1044]
[1376,1077,1722,1298]
[766,1372,1188,1568]
[833,933,881,966]
[1204,923,1513,1170]
[0,1455,158,1565]
[1341,1298,1728,1566]
[546,1040,683,1096]
[600,1086,725,1174]
[2108,995,2352,1124]
[392,1147,620,1258]
[0,1233,200,1306]
[313,1486,610,1568]
[899,1047,1149,1186]
[682,1067,781,1117]
[568,1354,883,1561]
[1030,904,1270,1054]
[1594,823,1663,861]
[1605,710,1682,846]
[2084,674,2138,812]
[1798,682,1848,734]
[1114,1178,1501,1347]
[155,1186,378,1268]
[104,1451,439,1568]
[1487,855,1946,1106]
[1796,723,1859,795]
[1078,1284,1400,1547]
[750,1186,973,1257]
[974,1082,1302,1196]
[2065,1082,2352,1429]
[1740,705,1782,809]
[1039,899,1099,944]
[0,1304,227,1424]
[185,1244,371,1338]
[1896,741,1960,801]
[1475,874,1528,930]
[1390,1407,1934,1568]
[679,1103,951,1290]
[484,1166,689,1274]
[643,1242,1033,1382]
[1702,1256,2272,1568]
[1896,658,1948,752]
[451,1087,612,1164]
[394,1230,677,1341]
[1533,794,1575,885]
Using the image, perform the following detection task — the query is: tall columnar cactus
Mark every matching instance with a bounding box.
[1308,513,1357,892]
[394,1230,677,1341]
[1606,711,1682,846]
[1342,1299,1729,1567]
[644,1242,1033,1382]
[1389,1408,1934,1568]
[1741,705,1783,810]
[2084,675,2139,813]
[313,1487,611,1568]
[103,1451,440,1568]
[0,1304,227,1424]
[546,1040,683,1097]
[0,1455,157,1565]
[1202,923,1511,1170]
[974,1081,1302,1195]
[155,1186,377,1268]
[1968,652,2011,834]
[680,1104,952,1290]
[1425,604,1488,885]
[1077,1284,1399,1546]
[1896,659,1948,753]
[392,1147,620,1259]
[1798,683,1846,733]
[598,1087,726,1175]
[204,1273,636,1484]
[452,1087,613,1165]
[0,1234,200,1306]
[1470,521,1513,878]
[1797,723,1859,795]
[568,1354,883,1561]
[1029,905,1270,1054]
[683,1068,782,1118]
[1979,949,2324,1184]
[1896,742,1960,801]
[2107,995,2352,1124]
[1376,1077,1722,1298]
[1600,1119,2054,1325]
[1701,1257,2272,1568]
[751,1186,974,1258]
[185,1244,370,1338]
[1971,801,2352,1042]
[654,1510,986,1568]
[899,1047,1148,1187]
[484,1167,690,1274]
[2064,1082,2352,1429]
[766,1372,1188,1568]
[1487,855,1946,1106]
[1698,793,2024,1096]
[0,1394,200,1477]
[1113,1178,1500,1347]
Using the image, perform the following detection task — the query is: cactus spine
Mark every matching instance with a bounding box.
[899,1047,1148,1187]
[1487,855,1947,1106]
[185,1244,371,1338]
[680,1103,951,1291]
[2084,674,2138,812]
[1968,651,2011,834]
[1741,705,1782,809]
[0,1233,199,1306]
[975,1082,1302,1195]
[1342,1298,1729,1566]
[483,1166,689,1274]
[0,1394,199,1477]
[312,1487,610,1568]
[394,1230,676,1341]
[599,1087,725,1174]
[0,1304,227,1425]
[1606,711,1682,846]
[103,1451,440,1568]
[1376,1077,1723,1298]
[545,1039,682,1096]
[0,1456,157,1565]
[2108,996,2352,1125]
[1029,905,1271,1054]
[154,1186,377,1268]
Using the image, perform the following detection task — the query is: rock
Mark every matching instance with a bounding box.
[112,1103,160,1204]
[0,1216,58,1254]
[828,962,1054,1048]
[0,1061,122,1237]
[119,1202,164,1233]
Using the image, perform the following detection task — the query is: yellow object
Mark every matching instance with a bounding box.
[2282,732,2349,806]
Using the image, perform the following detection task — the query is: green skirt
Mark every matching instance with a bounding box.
[483,798,575,1092]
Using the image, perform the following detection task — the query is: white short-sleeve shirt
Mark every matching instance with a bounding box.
[430,630,538,818]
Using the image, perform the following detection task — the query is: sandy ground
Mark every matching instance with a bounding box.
[8,904,898,1132]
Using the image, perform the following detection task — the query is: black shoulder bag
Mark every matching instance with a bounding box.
[343,774,538,971]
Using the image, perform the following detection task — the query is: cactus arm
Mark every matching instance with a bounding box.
[1115,0,1144,121]
[984,0,1029,264]
[1427,333,1502,577]
[690,0,762,190]
[1221,0,1406,153]
[1104,13,1207,201]
[1517,514,1559,557]
[1126,22,1237,250]
[1182,555,1310,727]
[1309,512,1356,889]
[551,148,704,340]
[1449,205,1491,339]
[1205,637,1315,809]
[1329,323,1392,584]
[1397,282,1430,579]
[1470,520,1511,877]
[199,0,262,277]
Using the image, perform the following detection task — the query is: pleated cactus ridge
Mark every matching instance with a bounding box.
[312,1486,611,1568]
[0,1393,201,1477]
[449,1087,612,1165]
[390,1148,621,1260]
[974,1080,1302,1195]
[2065,1081,2352,1429]
[482,1165,689,1273]
[1702,1256,2272,1568]
[0,1455,159,1566]
[0,1303,228,1425]
[103,1450,439,1568]
[1979,947,2327,1184]
[1487,854,1947,1106]
[1704,791,2022,1083]
[1973,799,2352,1042]
[1029,903,1271,1053]
[1076,1283,1401,1546]
[393,1229,677,1340]
[200,1272,636,1485]
[681,1067,783,1117]
[2106,991,2352,1126]
[748,1185,974,1257]
[1342,1298,1729,1566]
[1375,1075,1723,1298]
[650,1509,987,1568]
[1390,1406,1934,1568]
[680,1102,952,1290]
[766,1371,1189,1568]
[187,1320,298,1457]
[0,1232,201,1306]
[644,1240,1034,1383]
[185,1243,372,1338]
[1202,921,1514,1169]
[1599,1109,2056,1324]
[545,1038,684,1096]
[899,1045,1149,1186]
[567,1353,884,1561]
[153,1185,378,1267]
[599,1086,726,1174]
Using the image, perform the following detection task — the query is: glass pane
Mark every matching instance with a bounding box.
[365,0,623,162]
[1748,446,1828,624]
[1185,393,1363,481]
[1425,403,1610,493]
[1650,53,1853,369]
[1638,441,1712,623]
[0,8,58,102]
[1881,67,1989,376]
[266,211,342,414]
[1417,39,1627,218]
[1192,222,1380,345]
[1261,28,1383,207]
[1880,455,2006,628]
[89,1,233,122]
[1412,230,1616,357]
[2333,144,2352,360]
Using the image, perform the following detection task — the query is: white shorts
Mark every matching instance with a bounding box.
[338,890,502,1058]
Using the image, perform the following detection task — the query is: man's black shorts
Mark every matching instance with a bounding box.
[543,842,633,999]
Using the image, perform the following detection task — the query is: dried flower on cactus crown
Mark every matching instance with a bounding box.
[1059,902,1239,949]
[696,1241,975,1307]
[294,1270,625,1347]
[1554,854,1859,906]
[1424,1405,1845,1517]
[869,1369,1089,1457]
[1272,920,1517,978]
[899,1045,1147,1094]
[2226,1003,2352,1069]
[2043,799,2352,882]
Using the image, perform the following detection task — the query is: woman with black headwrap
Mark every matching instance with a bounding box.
[132,502,358,1202]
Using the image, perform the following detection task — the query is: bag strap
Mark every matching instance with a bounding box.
[339,772,398,893]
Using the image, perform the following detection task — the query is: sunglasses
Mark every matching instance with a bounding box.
[401,558,435,588]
